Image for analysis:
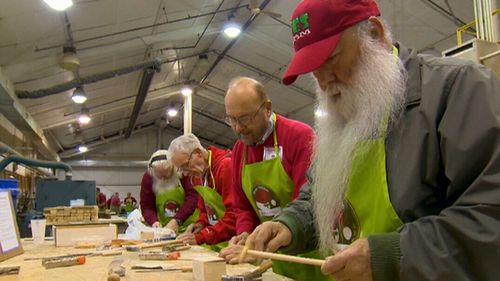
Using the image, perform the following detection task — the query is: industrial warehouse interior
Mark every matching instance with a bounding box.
[0,0,499,280]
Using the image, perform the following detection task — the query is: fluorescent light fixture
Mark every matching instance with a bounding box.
[181,86,193,96]
[314,109,327,118]
[43,0,73,11]
[71,87,87,104]
[78,145,88,153]
[77,108,91,124]
[167,108,178,117]
[223,23,241,38]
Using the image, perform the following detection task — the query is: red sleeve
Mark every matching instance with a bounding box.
[283,120,315,199]
[231,142,260,234]
[195,157,236,244]
[139,171,158,226]
[132,197,137,205]
[174,176,199,223]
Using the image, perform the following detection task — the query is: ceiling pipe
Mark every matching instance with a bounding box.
[16,59,162,99]
[124,66,160,139]
[16,52,207,100]
[200,0,272,84]
[35,3,245,52]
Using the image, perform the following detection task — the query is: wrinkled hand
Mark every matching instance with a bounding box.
[219,244,257,264]
[248,221,292,252]
[151,221,161,228]
[165,219,179,232]
[177,232,197,245]
[192,223,204,234]
[321,238,373,281]
[228,232,249,246]
[185,223,204,234]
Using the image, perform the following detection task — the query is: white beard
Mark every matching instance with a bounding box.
[311,39,407,254]
[152,175,179,194]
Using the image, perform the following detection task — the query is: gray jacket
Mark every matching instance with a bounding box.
[275,44,500,281]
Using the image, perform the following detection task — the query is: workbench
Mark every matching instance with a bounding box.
[0,239,292,281]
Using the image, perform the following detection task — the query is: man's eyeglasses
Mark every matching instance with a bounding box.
[224,102,266,127]
[177,150,195,173]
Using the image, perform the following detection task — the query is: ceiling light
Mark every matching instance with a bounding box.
[181,86,193,96]
[60,46,80,71]
[167,108,178,117]
[78,145,88,153]
[223,23,241,38]
[43,0,73,11]
[71,87,87,104]
[77,108,91,125]
[314,109,327,118]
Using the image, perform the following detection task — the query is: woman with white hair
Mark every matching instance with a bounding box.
[139,149,199,232]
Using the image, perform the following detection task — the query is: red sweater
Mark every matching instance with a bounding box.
[140,171,198,226]
[231,114,314,234]
[192,146,236,245]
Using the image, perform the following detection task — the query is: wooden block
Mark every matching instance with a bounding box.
[192,256,226,281]
[140,231,154,241]
[53,224,117,247]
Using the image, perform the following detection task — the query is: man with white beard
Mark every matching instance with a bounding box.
[242,0,500,281]
[140,150,199,232]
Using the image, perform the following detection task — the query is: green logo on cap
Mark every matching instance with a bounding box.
[291,13,309,34]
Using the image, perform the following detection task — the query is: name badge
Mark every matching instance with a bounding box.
[263,146,282,161]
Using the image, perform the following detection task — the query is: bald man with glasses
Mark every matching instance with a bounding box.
[220,77,315,262]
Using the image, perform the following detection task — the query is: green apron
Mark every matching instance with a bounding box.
[334,48,403,245]
[193,150,229,252]
[242,114,294,222]
[124,198,134,212]
[155,180,198,231]
[241,114,323,279]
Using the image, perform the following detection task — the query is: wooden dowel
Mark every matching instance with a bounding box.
[245,249,325,266]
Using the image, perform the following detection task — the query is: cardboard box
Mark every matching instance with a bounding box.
[192,256,226,281]
[53,223,117,247]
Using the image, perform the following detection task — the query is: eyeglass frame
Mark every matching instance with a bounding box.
[176,150,196,173]
[224,102,267,127]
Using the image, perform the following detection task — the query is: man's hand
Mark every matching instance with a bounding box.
[219,244,257,264]
[321,238,373,281]
[177,232,197,245]
[228,232,249,246]
[165,219,179,232]
[247,221,292,252]
[151,221,161,228]
[185,223,204,234]
[219,232,250,264]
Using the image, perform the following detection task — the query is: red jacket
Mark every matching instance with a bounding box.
[231,114,314,234]
[140,171,198,226]
[192,146,236,245]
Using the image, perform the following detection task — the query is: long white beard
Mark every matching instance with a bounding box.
[311,39,407,254]
[152,175,179,194]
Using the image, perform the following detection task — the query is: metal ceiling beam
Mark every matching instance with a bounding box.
[199,0,272,84]
[0,66,59,160]
[124,66,159,139]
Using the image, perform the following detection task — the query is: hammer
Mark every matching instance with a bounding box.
[221,260,273,281]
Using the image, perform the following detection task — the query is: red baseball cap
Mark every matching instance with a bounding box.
[282,0,380,85]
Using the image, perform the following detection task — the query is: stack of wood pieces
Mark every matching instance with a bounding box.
[44,206,99,224]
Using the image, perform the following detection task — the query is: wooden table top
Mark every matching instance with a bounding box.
[0,240,292,281]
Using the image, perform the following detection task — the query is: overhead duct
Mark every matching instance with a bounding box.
[16,59,162,99]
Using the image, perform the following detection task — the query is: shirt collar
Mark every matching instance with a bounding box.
[255,113,274,146]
